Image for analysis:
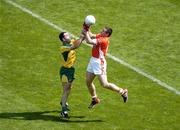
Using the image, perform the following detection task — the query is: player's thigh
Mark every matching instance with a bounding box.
[97,74,108,87]
[86,71,96,83]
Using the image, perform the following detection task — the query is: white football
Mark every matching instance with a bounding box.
[85,15,96,25]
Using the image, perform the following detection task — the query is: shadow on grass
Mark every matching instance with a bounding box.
[0,110,103,123]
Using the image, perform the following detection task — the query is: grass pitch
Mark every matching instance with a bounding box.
[0,0,180,130]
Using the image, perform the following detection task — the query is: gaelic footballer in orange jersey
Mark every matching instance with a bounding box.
[86,28,110,75]
[84,27,128,109]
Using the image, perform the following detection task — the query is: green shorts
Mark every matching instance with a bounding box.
[60,66,75,83]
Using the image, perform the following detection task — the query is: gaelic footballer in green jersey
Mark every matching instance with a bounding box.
[58,32,84,118]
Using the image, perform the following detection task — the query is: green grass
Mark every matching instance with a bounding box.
[0,0,180,130]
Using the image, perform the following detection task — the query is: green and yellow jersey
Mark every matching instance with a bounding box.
[59,40,76,83]
[60,40,76,68]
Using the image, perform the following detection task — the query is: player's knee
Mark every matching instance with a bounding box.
[64,82,72,89]
[101,82,109,88]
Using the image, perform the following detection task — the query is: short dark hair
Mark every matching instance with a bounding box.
[59,32,66,41]
[105,27,113,37]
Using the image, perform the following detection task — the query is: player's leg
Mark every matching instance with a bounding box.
[86,71,96,97]
[86,71,100,108]
[60,80,72,118]
[61,81,72,109]
[97,74,121,92]
[59,67,75,118]
[97,74,128,102]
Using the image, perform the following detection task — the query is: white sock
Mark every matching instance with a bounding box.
[92,96,97,99]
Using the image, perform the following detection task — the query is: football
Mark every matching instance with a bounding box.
[84,15,96,25]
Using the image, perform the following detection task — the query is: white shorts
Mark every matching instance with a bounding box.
[87,57,107,75]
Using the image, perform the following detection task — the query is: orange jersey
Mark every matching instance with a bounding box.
[92,34,109,58]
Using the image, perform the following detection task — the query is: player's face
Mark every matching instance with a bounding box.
[63,32,71,43]
[100,28,108,37]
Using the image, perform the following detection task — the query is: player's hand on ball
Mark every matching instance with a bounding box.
[82,15,96,31]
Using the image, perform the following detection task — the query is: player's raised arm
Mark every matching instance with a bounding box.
[69,34,85,50]
[85,31,97,45]
[88,30,96,38]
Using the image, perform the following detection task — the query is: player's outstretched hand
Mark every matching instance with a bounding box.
[83,22,90,32]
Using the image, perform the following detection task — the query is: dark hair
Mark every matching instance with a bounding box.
[59,32,66,41]
[105,27,113,37]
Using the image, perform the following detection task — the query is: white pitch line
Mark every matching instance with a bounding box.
[108,54,180,95]
[5,0,180,95]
